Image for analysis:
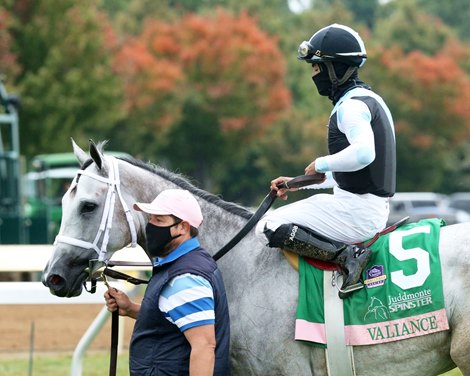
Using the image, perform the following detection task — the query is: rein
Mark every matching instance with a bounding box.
[213,174,325,260]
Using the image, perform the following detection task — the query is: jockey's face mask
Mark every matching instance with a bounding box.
[312,63,321,77]
[311,63,332,97]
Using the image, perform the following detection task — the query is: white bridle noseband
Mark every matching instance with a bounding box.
[54,156,137,262]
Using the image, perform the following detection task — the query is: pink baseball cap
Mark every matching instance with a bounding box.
[133,189,203,228]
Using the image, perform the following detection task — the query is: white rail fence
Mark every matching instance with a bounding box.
[0,244,150,376]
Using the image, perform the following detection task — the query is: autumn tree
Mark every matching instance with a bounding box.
[114,9,291,192]
[7,0,125,158]
[365,45,470,191]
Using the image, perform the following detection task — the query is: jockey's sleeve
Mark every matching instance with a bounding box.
[315,99,375,173]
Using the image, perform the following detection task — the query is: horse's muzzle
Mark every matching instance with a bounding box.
[42,270,87,297]
[42,273,66,294]
[42,248,96,297]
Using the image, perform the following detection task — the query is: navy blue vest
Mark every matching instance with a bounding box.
[129,247,231,376]
[328,95,396,197]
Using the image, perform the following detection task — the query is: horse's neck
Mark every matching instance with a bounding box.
[121,161,253,255]
[123,166,176,202]
[120,165,177,247]
[198,201,250,253]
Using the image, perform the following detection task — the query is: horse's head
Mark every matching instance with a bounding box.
[42,140,140,297]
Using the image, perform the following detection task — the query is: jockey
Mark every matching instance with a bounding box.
[256,24,396,297]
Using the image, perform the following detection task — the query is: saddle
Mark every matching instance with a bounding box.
[283,216,409,272]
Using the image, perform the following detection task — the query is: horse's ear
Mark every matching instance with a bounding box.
[71,138,88,167]
[89,139,104,170]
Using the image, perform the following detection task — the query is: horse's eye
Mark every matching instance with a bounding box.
[80,202,97,214]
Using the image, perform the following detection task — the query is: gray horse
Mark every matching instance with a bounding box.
[42,141,469,376]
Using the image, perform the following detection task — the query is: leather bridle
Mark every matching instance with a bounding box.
[54,156,138,263]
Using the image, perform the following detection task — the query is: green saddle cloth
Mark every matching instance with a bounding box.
[295,218,450,346]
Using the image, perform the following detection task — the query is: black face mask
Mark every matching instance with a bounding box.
[145,221,181,258]
[312,65,332,97]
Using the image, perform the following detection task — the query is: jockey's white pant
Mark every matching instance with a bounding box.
[255,186,390,245]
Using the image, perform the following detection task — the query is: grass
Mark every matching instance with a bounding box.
[441,369,463,376]
[0,351,130,376]
[0,352,463,376]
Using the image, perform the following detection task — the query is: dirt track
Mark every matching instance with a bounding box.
[0,304,136,354]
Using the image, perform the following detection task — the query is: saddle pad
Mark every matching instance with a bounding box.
[295,218,449,346]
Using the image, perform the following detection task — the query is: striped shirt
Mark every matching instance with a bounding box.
[159,273,215,332]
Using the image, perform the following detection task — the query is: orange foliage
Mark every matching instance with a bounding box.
[97,11,119,52]
[410,134,434,149]
[115,38,184,113]
[114,9,291,136]
[383,49,461,87]
[380,44,470,144]
[220,117,248,132]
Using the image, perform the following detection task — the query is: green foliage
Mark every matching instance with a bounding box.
[374,0,454,55]
[416,0,470,41]
[168,0,291,14]
[343,0,380,29]
[439,141,470,193]
[98,0,175,35]
[8,0,125,158]
[313,0,379,29]
[217,108,329,205]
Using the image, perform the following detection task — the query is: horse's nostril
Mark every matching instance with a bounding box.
[45,274,70,296]
[50,274,64,286]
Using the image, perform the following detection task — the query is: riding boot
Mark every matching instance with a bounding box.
[264,224,371,297]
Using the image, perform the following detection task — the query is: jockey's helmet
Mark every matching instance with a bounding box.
[297,24,367,68]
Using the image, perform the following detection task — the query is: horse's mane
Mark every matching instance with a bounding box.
[119,156,253,220]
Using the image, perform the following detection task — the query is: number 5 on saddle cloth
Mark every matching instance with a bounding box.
[264,216,409,298]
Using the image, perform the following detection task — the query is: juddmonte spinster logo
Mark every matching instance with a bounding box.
[388,289,433,313]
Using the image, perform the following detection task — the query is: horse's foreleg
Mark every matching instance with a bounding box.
[450,320,470,374]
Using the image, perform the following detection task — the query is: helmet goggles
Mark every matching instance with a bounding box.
[297,40,334,62]
[298,40,366,64]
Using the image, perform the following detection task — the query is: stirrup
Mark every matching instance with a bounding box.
[333,271,364,298]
